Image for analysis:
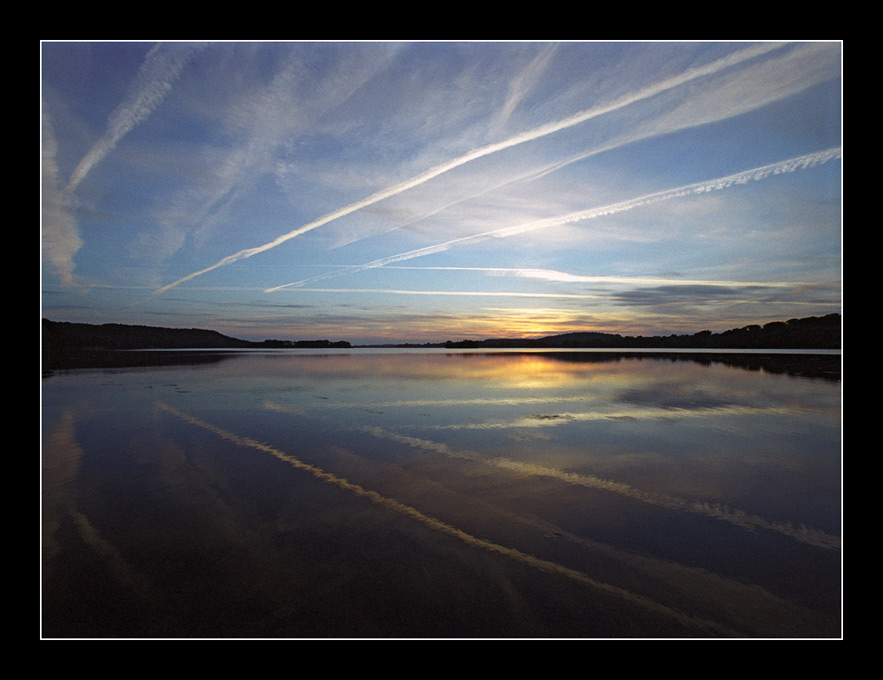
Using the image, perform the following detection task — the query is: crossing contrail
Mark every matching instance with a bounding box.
[153,42,787,297]
[266,146,842,293]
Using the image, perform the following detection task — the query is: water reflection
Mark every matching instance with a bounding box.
[42,350,841,638]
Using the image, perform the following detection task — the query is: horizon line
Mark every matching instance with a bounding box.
[42,311,841,345]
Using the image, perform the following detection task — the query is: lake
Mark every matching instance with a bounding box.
[41,348,842,638]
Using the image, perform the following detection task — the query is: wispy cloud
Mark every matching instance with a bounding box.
[153,42,789,297]
[495,43,559,126]
[134,44,396,268]
[362,266,811,290]
[266,147,841,293]
[65,43,200,193]
[42,43,200,286]
[328,42,841,257]
[41,110,83,285]
[276,287,605,299]
[487,268,802,288]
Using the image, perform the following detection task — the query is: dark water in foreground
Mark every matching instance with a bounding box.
[41,349,841,638]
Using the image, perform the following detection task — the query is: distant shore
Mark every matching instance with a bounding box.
[42,313,841,360]
[437,314,841,351]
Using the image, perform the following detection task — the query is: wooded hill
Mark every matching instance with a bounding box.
[443,313,841,350]
[41,319,351,355]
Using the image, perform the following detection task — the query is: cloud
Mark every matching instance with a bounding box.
[486,267,802,289]
[328,42,841,258]
[65,43,201,194]
[42,110,83,285]
[280,287,603,299]
[154,42,790,297]
[43,43,200,286]
[496,43,559,125]
[160,400,742,636]
[142,44,396,261]
[266,147,842,293]
[610,284,779,307]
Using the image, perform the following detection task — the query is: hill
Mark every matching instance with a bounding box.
[41,319,351,362]
[443,313,841,350]
[42,319,254,352]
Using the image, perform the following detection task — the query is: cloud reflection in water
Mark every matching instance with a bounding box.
[42,350,841,637]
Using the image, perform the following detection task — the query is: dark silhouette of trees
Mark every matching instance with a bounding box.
[42,313,840,365]
[445,314,840,350]
[41,319,351,368]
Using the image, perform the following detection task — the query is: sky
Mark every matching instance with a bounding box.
[41,41,842,344]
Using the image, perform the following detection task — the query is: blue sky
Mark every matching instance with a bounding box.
[41,41,842,344]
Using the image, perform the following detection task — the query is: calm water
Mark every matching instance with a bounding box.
[41,349,842,638]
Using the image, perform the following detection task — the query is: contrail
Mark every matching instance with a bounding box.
[266,146,842,293]
[269,287,605,299]
[154,42,787,297]
[65,43,201,193]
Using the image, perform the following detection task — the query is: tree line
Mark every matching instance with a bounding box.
[444,314,841,350]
